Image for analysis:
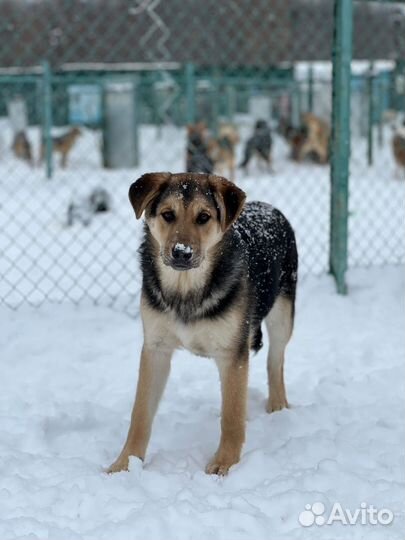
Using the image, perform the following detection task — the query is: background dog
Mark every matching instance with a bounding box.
[297,113,330,164]
[392,122,405,179]
[207,123,239,181]
[11,131,33,165]
[40,126,81,169]
[279,120,308,161]
[67,187,111,227]
[239,119,272,172]
[186,122,214,174]
[107,172,298,476]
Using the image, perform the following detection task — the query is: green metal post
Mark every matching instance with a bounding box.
[133,75,139,167]
[367,63,374,166]
[329,0,353,295]
[42,60,53,179]
[377,78,384,147]
[308,64,314,112]
[185,62,195,124]
[226,85,236,121]
[211,69,220,136]
[291,83,300,127]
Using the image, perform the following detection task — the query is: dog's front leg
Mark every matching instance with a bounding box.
[107,344,173,473]
[206,354,249,475]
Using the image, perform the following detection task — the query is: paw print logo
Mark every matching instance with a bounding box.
[298,502,326,527]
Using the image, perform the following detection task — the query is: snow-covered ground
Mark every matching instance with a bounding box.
[0,266,404,540]
[0,121,404,310]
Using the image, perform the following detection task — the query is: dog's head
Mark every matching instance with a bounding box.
[129,172,246,271]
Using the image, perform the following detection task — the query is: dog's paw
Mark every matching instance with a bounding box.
[266,396,289,413]
[105,455,130,474]
[205,452,240,476]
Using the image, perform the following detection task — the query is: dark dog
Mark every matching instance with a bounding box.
[107,172,298,476]
[280,121,308,161]
[67,187,111,227]
[392,123,405,179]
[12,131,33,165]
[186,122,214,174]
[239,119,272,171]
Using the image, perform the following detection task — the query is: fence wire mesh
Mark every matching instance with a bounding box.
[0,0,404,315]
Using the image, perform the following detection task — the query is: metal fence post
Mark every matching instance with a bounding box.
[367,62,374,166]
[185,62,195,124]
[377,78,384,147]
[329,0,353,295]
[42,60,53,179]
[211,69,220,136]
[308,64,314,112]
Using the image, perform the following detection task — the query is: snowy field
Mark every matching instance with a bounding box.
[0,121,404,310]
[1,266,404,540]
[0,117,404,539]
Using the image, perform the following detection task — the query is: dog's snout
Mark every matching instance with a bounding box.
[172,244,193,262]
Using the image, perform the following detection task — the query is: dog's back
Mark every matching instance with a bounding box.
[53,127,81,151]
[233,201,297,346]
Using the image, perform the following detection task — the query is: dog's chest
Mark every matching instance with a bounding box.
[174,315,238,358]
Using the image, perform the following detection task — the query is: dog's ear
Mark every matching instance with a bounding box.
[208,175,246,231]
[129,172,171,219]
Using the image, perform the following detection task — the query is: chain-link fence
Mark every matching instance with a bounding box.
[0,0,404,315]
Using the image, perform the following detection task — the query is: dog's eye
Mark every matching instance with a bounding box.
[161,211,175,223]
[196,212,211,225]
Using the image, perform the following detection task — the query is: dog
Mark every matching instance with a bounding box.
[279,119,308,161]
[297,113,330,164]
[239,119,272,172]
[67,187,111,227]
[207,124,239,181]
[40,127,81,169]
[186,122,214,174]
[12,131,33,165]
[392,123,405,179]
[107,172,298,476]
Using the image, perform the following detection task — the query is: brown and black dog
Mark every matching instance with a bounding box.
[186,122,214,174]
[297,113,330,164]
[392,124,405,179]
[186,122,239,181]
[12,131,33,165]
[208,124,240,181]
[40,127,81,168]
[280,114,330,164]
[107,172,298,475]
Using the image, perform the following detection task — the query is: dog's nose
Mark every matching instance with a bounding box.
[172,243,193,262]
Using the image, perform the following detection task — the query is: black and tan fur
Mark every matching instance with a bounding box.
[392,124,405,179]
[107,172,298,476]
[297,113,330,164]
[40,127,81,169]
[12,131,33,165]
[208,124,240,181]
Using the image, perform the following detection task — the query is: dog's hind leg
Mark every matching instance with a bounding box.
[265,295,293,413]
[107,345,173,473]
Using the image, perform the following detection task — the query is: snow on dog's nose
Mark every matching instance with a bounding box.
[171,243,193,269]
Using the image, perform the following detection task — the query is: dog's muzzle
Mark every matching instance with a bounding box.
[168,243,195,271]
